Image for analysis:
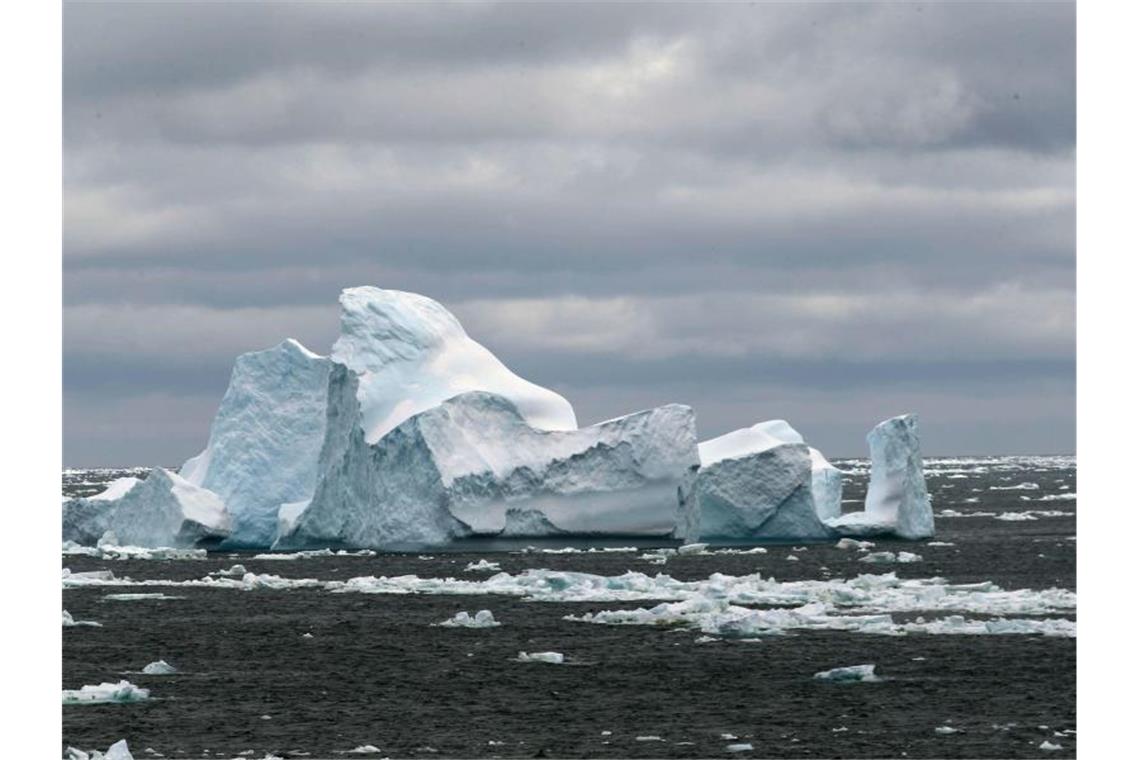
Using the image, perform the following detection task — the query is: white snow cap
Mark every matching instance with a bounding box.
[331,287,577,443]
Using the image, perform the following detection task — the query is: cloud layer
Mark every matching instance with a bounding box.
[64,1,1075,465]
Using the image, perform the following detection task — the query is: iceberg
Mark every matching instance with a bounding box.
[278,379,698,549]
[827,414,934,540]
[178,339,332,547]
[695,424,834,541]
[62,286,935,549]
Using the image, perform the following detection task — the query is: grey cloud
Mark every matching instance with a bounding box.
[62,1,1075,465]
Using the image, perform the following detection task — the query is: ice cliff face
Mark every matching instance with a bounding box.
[331,287,576,444]
[696,434,834,541]
[864,414,933,539]
[278,375,699,549]
[827,414,933,539]
[179,339,331,546]
[697,420,843,526]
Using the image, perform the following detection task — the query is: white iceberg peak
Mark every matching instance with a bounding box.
[332,287,577,444]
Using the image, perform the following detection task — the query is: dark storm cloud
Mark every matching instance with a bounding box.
[63,1,1075,466]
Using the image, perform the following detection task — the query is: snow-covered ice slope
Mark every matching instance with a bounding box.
[331,287,576,443]
[278,379,699,549]
[179,339,332,546]
[828,414,933,539]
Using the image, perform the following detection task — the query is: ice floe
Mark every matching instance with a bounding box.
[62,609,101,627]
[63,680,149,704]
[61,567,1075,638]
[813,664,881,682]
[438,610,500,628]
[515,651,564,664]
[141,660,177,675]
[464,559,501,573]
[859,551,922,564]
[65,740,134,760]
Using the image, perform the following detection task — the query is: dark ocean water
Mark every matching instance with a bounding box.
[62,457,1076,759]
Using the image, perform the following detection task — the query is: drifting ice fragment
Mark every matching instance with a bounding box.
[515,651,564,664]
[813,664,881,682]
[142,660,177,675]
[65,740,134,760]
[439,610,500,628]
[63,680,149,704]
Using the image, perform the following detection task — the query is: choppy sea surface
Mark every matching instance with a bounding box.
[63,456,1076,759]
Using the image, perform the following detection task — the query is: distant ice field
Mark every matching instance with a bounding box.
[63,455,1075,759]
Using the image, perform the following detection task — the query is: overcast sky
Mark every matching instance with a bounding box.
[63,1,1074,466]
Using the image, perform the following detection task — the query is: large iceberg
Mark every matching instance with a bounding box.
[63,287,931,549]
[828,414,933,539]
[696,423,834,541]
[277,375,699,549]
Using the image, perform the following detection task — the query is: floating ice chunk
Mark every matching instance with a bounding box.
[726,743,754,752]
[142,660,177,675]
[785,555,800,561]
[65,740,135,760]
[1039,493,1077,501]
[1040,740,1062,751]
[515,651,564,664]
[438,610,500,628]
[178,339,333,547]
[464,560,501,573]
[934,726,960,734]
[836,538,874,551]
[63,680,149,704]
[989,482,1039,490]
[859,551,922,564]
[634,736,664,742]
[211,564,248,577]
[994,512,1037,522]
[62,609,101,627]
[678,543,709,555]
[346,746,383,754]
[102,593,184,601]
[813,664,881,682]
